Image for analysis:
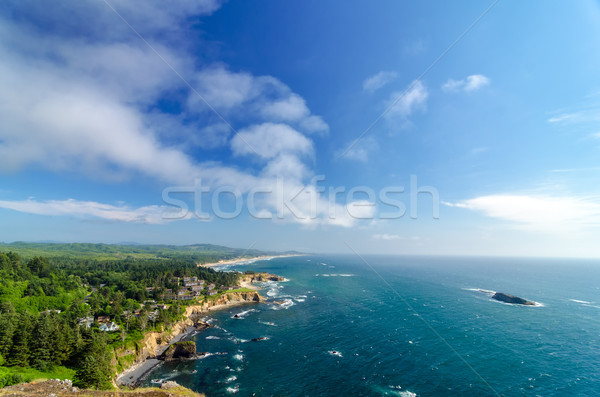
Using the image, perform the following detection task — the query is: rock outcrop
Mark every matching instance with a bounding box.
[240,272,285,283]
[492,292,536,306]
[160,341,198,361]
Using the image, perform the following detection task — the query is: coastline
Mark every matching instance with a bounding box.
[116,291,267,388]
[198,254,302,268]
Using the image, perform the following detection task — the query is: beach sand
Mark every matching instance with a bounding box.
[198,254,301,268]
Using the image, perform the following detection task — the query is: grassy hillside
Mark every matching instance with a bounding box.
[0,242,273,263]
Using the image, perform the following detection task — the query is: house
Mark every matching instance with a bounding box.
[97,316,110,324]
[208,289,218,296]
[143,300,156,307]
[157,304,168,310]
[148,310,159,322]
[191,285,203,293]
[99,322,120,332]
[208,283,216,290]
[179,295,194,300]
[78,316,94,328]
[41,309,62,315]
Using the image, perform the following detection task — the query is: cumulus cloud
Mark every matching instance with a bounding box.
[363,71,397,92]
[444,194,600,233]
[0,1,362,229]
[231,123,313,160]
[387,80,428,118]
[442,74,490,92]
[189,66,328,134]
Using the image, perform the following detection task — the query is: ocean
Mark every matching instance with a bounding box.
[142,255,600,396]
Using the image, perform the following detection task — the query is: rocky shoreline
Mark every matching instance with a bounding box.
[116,290,265,388]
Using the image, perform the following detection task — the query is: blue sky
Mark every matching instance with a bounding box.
[2,0,600,257]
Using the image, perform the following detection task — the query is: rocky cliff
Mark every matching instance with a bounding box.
[240,272,285,283]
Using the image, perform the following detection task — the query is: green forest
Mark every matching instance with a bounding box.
[0,244,254,390]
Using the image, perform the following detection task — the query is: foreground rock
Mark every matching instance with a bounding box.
[492,292,536,305]
[160,341,205,361]
[0,379,203,396]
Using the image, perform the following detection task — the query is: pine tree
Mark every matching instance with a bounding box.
[73,332,112,390]
[7,312,33,367]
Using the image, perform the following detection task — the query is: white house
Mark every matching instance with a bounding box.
[99,322,120,332]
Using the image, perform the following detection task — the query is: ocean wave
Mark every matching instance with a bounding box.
[232,308,257,319]
[233,353,244,361]
[463,287,495,294]
[205,336,221,340]
[225,375,237,383]
[315,273,355,277]
[226,385,239,394]
[328,350,343,357]
[570,299,593,304]
[259,321,277,326]
[270,298,295,310]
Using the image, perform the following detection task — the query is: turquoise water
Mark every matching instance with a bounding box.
[143,255,600,396]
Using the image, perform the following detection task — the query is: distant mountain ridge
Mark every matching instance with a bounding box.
[0,241,300,262]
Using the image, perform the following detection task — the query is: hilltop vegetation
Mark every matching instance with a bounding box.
[0,243,271,390]
[0,242,273,262]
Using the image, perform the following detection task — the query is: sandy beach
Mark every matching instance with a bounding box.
[198,254,302,268]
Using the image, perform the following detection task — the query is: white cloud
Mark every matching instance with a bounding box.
[445,194,600,233]
[335,136,378,162]
[0,0,355,231]
[231,123,313,160]
[189,66,329,134]
[442,74,490,92]
[373,233,404,240]
[0,198,190,224]
[363,71,397,92]
[387,80,428,118]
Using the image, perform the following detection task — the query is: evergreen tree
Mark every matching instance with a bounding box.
[30,313,54,370]
[7,312,33,367]
[73,332,112,390]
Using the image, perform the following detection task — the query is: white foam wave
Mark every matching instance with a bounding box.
[232,309,257,319]
[463,287,495,294]
[270,298,295,310]
[205,336,221,340]
[328,350,343,357]
[315,273,355,277]
[259,321,277,326]
[570,299,593,304]
[225,375,237,383]
[226,385,239,394]
[233,354,244,361]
